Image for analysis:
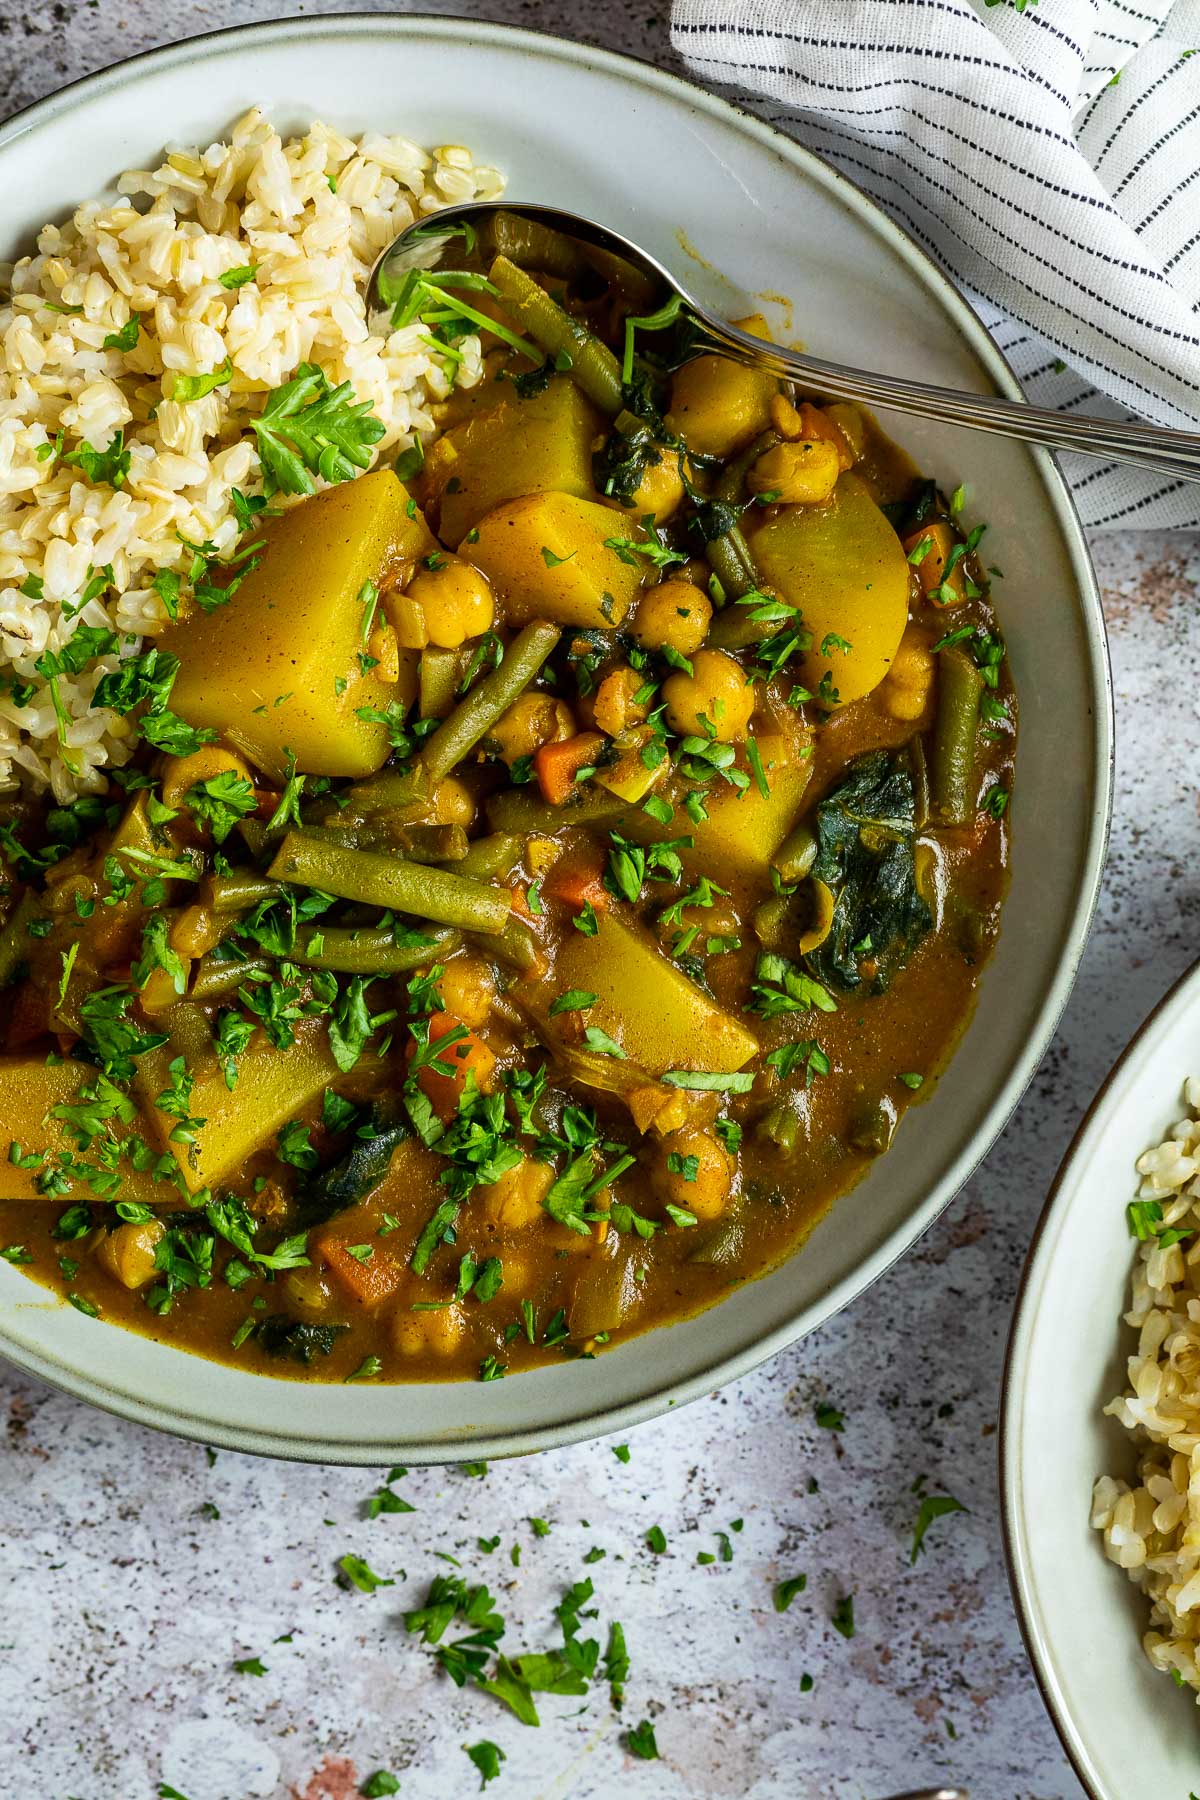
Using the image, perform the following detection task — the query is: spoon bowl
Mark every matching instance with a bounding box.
[370,200,1200,484]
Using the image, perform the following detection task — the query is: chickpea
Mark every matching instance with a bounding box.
[591,667,648,739]
[488,692,575,767]
[769,392,805,439]
[94,1219,164,1290]
[405,557,495,649]
[659,896,740,945]
[169,902,222,959]
[284,1266,336,1313]
[662,647,754,742]
[795,401,854,469]
[160,744,253,811]
[631,580,712,658]
[654,1125,734,1222]
[618,447,685,523]
[747,439,841,506]
[429,776,476,828]
[881,633,935,723]
[436,955,496,1030]
[478,1156,554,1230]
[391,1299,465,1358]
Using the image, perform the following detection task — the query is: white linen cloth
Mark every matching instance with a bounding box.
[670,0,1200,528]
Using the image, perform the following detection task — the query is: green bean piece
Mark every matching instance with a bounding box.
[467,915,540,974]
[758,1101,799,1155]
[338,764,432,822]
[489,255,625,414]
[236,816,271,860]
[0,893,39,987]
[485,782,629,837]
[190,952,271,1003]
[771,822,818,885]
[931,644,984,826]
[205,871,282,916]
[702,428,778,602]
[267,831,511,935]
[706,604,778,650]
[357,820,469,863]
[714,430,781,504]
[456,833,524,880]
[752,894,791,953]
[847,1098,896,1157]
[419,646,466,719]
[705,521,760,601]
[419,620,560,787]
[291,924,459,975]
[487,210,584,280]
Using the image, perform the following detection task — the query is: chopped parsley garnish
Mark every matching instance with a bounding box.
[910,1492,968,1562]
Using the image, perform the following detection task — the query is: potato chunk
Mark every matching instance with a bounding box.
[682,734,814,880]
[131,1017,344,1195]
[162,470,430,778]
[424,379,601,545]
[547,914,757,1076]
[469,492,644,629]
[748,473,910,706]
[0,1056,172,1204]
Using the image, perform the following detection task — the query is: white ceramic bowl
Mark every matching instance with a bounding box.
[0,16,1111,1463]
[1003,960,1200,1799]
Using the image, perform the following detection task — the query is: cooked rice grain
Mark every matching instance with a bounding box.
[1092,1075,1200,1696]
[0,109,502,800]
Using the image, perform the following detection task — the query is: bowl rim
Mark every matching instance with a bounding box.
[999,955,1200,1800]
[0,11,1114,1463]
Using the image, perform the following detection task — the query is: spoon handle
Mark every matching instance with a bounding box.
[696,316,1200,484]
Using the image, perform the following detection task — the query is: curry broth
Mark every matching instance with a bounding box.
[0,217,1014,1384]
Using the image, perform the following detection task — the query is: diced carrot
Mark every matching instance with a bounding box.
[902,520,967,606]
[534,731,606,806]
[544,854,610,914]
[407,1008,496,1122]
[510,884,533,918]
[315,1237,406,1307]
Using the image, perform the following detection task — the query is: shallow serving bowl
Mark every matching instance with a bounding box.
[0,15,1111,1463]
[1003,960,1200,1799]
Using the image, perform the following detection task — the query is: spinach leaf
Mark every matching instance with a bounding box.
[254,1315,348,1363]
[803,750,931,994]
[295,1114,409,1228]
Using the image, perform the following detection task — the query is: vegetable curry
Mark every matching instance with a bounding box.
[0,211,1014,1383]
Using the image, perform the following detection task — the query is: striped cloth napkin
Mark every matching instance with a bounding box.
[670,0,1200,529]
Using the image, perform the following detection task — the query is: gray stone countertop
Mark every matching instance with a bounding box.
[0,7,1197,1798]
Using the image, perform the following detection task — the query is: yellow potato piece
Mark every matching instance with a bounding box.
[749,472,910,706]
[162,470,430,778]
[667,313,779,459]
[469,492,644,630]
[131,1016,344,1196]
[683,735,814,879]
[550,914,758,1076]
[427,379,602,546]
[0,1057,174,1204]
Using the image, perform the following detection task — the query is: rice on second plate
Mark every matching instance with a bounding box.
[1092,1076,1200,1696]
[0,108,501,801]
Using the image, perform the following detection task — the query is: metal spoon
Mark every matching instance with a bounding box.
[368,201,1200,483]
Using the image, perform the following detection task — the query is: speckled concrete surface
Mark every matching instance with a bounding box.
[0,10,1197,1799]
